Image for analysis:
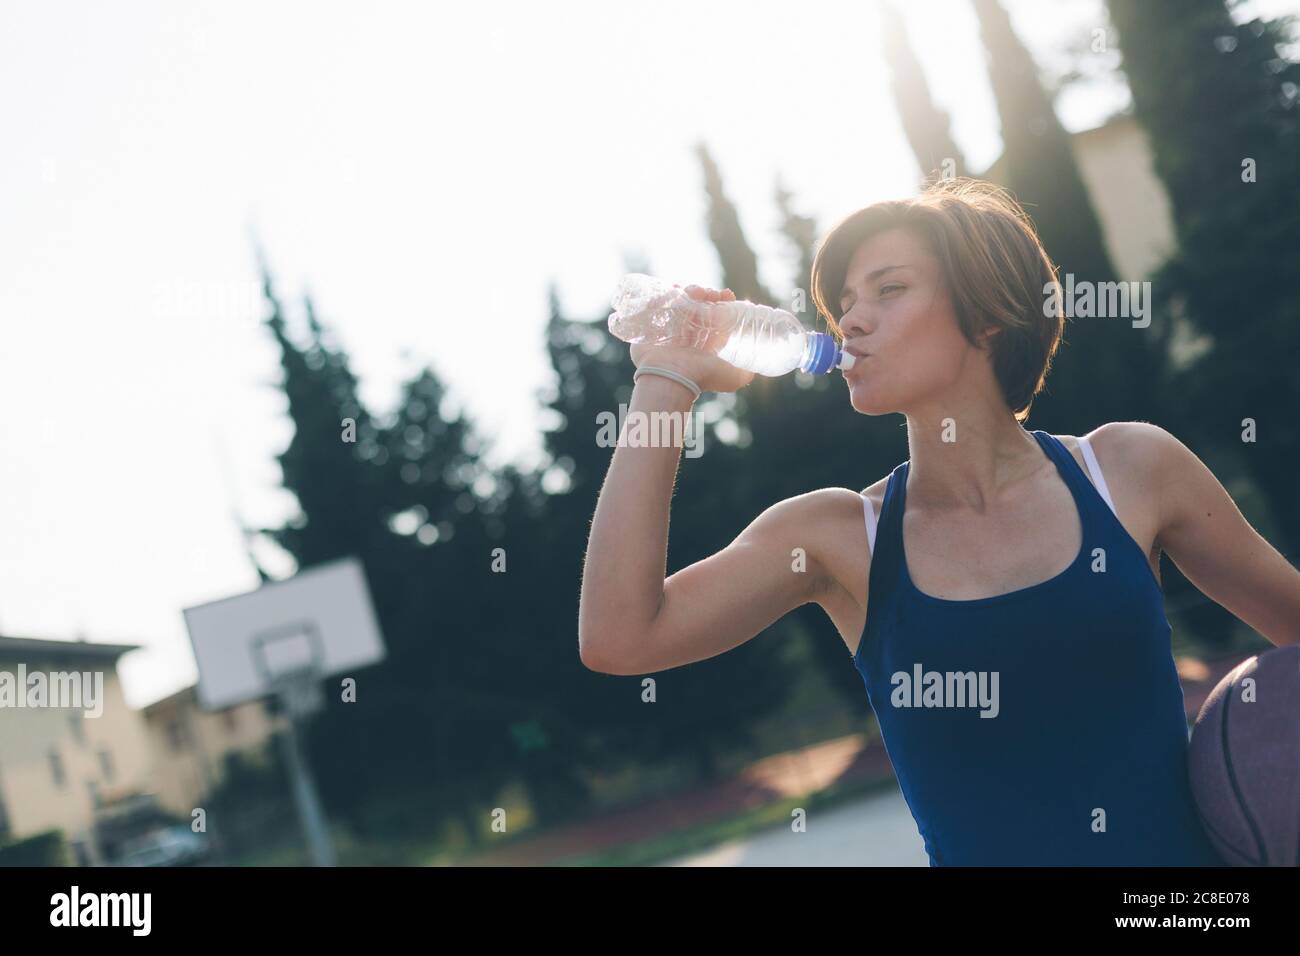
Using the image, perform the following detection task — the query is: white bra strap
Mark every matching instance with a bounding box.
[861,492,878,554]
[1076,436,1118,517]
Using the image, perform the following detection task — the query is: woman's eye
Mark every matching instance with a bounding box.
[880,285,903,296]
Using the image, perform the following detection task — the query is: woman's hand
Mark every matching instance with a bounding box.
[629,285,756,395]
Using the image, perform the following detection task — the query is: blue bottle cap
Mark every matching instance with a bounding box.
[802,332,847,374]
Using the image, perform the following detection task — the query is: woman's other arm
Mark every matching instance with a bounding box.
[1112,421,1300,648]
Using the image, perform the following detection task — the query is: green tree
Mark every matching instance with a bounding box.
[880,0,971,185]
[255,265,522,839]
[970,0,1166,433]
[1107,0,1300,556]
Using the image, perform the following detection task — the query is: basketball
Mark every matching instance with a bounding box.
[1187,645,1300,866]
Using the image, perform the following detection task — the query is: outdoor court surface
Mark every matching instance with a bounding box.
[457,655,1243,866]
[663,784,930,866]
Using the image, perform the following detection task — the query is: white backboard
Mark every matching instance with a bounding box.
[183,557,386,711]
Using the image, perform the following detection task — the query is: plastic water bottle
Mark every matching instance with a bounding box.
[607,273,856,376]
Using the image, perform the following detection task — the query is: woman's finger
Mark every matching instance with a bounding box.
[684,284,728,301]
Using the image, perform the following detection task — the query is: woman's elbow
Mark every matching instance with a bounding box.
[579,626,641,675]
[579,632,613,673]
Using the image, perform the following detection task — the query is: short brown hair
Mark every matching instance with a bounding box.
[810,177,1063,423]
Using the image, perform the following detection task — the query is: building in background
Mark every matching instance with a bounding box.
[0,635,285,865]
[141,684,284,819]
[981,112,1178,281]
[0,635,150,865]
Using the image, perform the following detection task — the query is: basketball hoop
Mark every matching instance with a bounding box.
[269,667,325,719]
[181,557,386,866]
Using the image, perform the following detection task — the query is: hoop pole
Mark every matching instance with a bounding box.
[277,698,336,867]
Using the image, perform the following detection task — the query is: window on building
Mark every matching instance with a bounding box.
[49,751,66,787]
[98,749,114,782]
[223,709,239,733]
[68,713,86,745]
[167,719,189,752]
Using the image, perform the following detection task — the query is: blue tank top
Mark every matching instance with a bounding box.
[853,430,1223,866]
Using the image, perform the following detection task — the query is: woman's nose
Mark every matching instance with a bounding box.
[839,305,869,336]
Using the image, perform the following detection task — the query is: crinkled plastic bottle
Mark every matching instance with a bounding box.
[607,273,855,376]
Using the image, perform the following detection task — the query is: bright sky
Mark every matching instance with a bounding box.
[2,0,1294,708]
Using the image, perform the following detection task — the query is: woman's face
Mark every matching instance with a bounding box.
[836,227,985,417]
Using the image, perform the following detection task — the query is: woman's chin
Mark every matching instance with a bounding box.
[848,387,892,416]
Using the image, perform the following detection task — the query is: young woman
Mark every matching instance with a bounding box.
[577,178,1300,866]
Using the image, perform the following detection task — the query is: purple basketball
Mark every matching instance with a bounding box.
[1187,645,1300,866]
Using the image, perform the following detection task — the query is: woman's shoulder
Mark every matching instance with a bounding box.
[1054,423,1182,567]
[782,485,877,525]
[791,477,892,522]
[771,483,891,566]
[793,484,889,634]
[1058,421,1181,483]
[859,473,891,514]
[769,481,894,541]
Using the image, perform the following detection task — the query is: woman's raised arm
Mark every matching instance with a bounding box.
[578,283,839,674]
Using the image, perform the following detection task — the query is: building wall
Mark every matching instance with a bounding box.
[0,650,282,864]
[0,655,153,862]
[981,113,1178,281]
[1068,116,1178,281]
[142,689,284,817]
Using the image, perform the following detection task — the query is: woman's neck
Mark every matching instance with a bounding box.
[903,407,1047,513]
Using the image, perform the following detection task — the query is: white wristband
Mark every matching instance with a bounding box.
[633,366,702,401]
